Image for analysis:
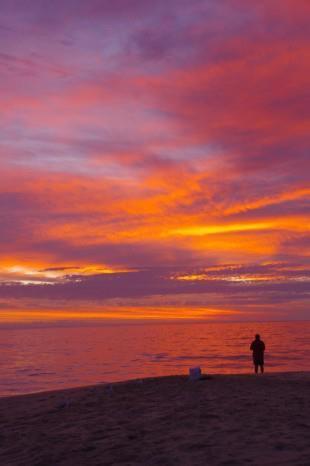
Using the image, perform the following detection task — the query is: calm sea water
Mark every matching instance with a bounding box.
[0,321,309,396]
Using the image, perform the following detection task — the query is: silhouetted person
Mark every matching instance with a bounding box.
[250,334,265,374]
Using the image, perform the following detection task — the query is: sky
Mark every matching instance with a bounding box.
[0,0,309,322]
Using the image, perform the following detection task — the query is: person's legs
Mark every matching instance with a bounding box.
[260,364,264,374]
[254,364,258,374]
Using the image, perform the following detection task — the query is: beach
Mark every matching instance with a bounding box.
[1,373,309,465]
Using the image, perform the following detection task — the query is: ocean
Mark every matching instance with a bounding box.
[0,320,309,396]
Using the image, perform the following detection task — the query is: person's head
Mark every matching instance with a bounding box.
[255,334,260,340]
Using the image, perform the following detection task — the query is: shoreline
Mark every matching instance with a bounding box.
[1,372,310,465]
[1,369,309,400]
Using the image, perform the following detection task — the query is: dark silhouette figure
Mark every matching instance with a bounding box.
[250,334,265,374]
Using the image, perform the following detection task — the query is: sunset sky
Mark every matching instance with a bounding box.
[0,0,309,322]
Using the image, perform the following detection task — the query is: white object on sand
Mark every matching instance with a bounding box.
[189,366,202,381]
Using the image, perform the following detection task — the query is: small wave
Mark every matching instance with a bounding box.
[173,354,249,361]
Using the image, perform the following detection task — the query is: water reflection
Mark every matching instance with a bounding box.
[0,321,309,396]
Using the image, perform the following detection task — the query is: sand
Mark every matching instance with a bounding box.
[0,373,310,466]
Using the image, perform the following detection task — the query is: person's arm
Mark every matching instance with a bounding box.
[250,342,254,350]
[262,341,265,351]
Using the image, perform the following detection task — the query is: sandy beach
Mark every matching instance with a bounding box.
[0,373,309,466]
